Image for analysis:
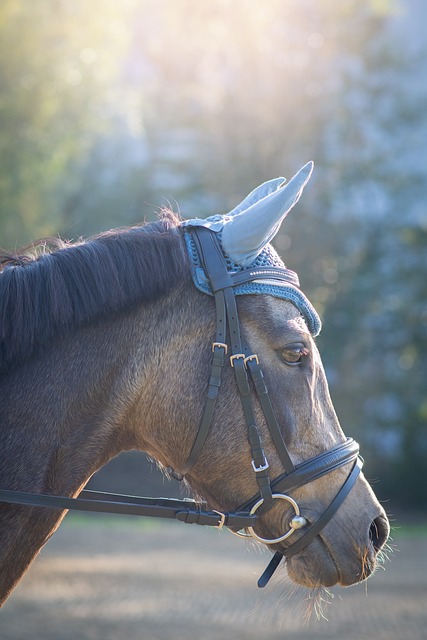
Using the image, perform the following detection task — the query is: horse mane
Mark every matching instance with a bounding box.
[0,210,189,373]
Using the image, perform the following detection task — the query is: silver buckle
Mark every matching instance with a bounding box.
[252,457,269,473]
[244,354,259,367]
[212,342,228,354]
[212,510,226,529]
[230,353,246,367]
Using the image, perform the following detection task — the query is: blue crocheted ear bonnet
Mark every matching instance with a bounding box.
[182,217,321,337]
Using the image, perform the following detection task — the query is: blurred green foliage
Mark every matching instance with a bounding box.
[0,0,426,511]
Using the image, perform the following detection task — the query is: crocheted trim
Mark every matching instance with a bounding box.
[184,230,321,337]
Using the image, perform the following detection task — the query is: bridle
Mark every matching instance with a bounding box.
[170,227,362,585]
[0,226,362,588]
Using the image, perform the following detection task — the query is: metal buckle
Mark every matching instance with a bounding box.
[212,510,226,529]
[252,457,269,473]
[230,353,246,367]
[212,342,228,354]
[244,354,259,367]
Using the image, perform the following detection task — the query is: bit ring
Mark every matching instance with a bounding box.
[231,493,306,544]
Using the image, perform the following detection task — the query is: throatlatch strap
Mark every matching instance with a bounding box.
[180,291,227,476]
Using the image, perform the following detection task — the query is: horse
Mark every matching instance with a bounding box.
[0,162,389,607]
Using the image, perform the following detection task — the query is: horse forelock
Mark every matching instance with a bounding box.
[0,210,188,373]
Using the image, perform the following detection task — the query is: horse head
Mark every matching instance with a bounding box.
[154,162,390,588]
[0,163,389,604]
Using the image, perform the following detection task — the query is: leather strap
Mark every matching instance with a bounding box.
[246,357,295,475]
[0,488,256,530]
[283,457,363,558]
[257,551,283,588]
[180,302,227,476]
[257,457,363,587]
[236,438,359,513]
[227,266,300,289]
[191,227,276,508]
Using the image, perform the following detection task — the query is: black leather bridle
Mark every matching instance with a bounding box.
[0,226,362,588]
[172,227,362,586]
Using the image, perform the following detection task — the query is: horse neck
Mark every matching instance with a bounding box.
[0,287,191,498]
[0,282,200,605]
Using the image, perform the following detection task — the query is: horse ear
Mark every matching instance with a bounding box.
[226,177,286,217]
[221,162,313,266]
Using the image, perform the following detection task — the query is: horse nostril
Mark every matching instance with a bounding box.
[369,515,389,553]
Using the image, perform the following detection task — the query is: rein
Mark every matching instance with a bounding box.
[0,488,254,530]
[0,226,362,589]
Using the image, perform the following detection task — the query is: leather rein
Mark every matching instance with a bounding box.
[0,226,362,588]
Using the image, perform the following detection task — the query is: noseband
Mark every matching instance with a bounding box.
[0,226,362,589]
[171,227,362,586]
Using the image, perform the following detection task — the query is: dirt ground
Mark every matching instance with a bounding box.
[1,514,426,640]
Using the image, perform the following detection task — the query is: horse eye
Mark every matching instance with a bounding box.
[281,344,308,366]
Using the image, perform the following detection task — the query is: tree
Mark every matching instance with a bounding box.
[317,26,427,508]
[0,0,137,247]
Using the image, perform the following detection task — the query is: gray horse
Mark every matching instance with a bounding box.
[0,163,389,606]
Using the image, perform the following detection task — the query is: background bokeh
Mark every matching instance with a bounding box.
[1,0,426,513]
